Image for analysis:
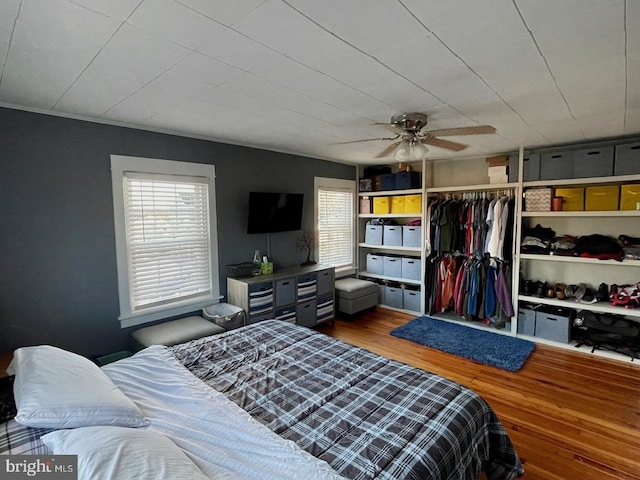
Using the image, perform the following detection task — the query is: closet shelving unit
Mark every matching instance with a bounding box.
[518,173,640,326]
[356,141,640,363]
[357,163,425,315]
[423,181,522,336]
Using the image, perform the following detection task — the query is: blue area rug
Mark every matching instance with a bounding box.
[390,316,535,372]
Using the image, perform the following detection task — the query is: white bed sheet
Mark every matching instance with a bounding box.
[102,346,344,480]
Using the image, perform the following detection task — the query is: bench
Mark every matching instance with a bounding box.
[335,278,378,315]
[131,316,225,349]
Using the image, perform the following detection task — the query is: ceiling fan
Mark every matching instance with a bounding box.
[338,113,496,160]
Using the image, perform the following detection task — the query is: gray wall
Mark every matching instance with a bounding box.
[0,107,355,359]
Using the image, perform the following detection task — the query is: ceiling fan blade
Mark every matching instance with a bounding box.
[421,136,467,152]
[330,136,398,145]
[424,125,496,137]
[375,141,401,158]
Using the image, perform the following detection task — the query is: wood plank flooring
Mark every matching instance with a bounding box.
[317,308,640,480]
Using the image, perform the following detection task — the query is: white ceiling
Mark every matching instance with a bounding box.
[0,0,638,165]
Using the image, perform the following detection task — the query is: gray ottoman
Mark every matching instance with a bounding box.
[335,278,378,315]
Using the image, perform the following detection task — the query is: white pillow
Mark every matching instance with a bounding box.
[41,427,209,480]
[8,345,148,428]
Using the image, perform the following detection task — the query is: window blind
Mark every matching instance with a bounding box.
[123,173,212,310]
[317,187,354,269]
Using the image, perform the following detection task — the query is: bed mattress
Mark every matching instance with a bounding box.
[170,320,523,480]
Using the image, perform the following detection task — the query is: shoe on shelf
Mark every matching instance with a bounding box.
[596,283,609,302]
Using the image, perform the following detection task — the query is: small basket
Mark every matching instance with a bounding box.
[226,262,260,278]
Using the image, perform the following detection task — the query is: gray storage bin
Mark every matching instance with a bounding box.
[540,151,574,180]
[202,303,246,330]
[296,299,317,327]
[535,309,571,343]
[401,257,421,281]
[614,142,640,175]
[275,278,296,307]
[317,268,335,295]
[384,286,403,309]
[383,255,402,278]
[297,273,317,302]
[403,288,421,312]
[364,225,383,245]
[275,305,296,323]
[517,307,536,336]
[509,153,541,182]
[248,282,273,316]
[366,254,384,275]
[248,312,273,325]
[316,293,334,323]
[383,225,402,246]
[573,146,614,178]
[523,153,541,181]
[402,226,421,248]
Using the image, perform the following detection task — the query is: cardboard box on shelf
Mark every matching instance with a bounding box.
[489,174,509,184]
[485,155,509,166]
[488,166,508,177]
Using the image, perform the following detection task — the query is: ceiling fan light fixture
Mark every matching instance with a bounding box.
[410,141,429,160]
[393,138,428,161]
[392,139,412,161]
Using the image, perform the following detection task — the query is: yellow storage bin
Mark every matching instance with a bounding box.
[390,196,406,214]
[555,187,584,211]
[585,185,620,211]
[373,196,390,215]
[620,184,640,210]
[404,194,422,214]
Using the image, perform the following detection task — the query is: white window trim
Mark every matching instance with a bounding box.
[314,177,357,277]
[111,155,221,328]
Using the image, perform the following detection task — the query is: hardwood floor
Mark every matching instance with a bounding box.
[317,308,640,480]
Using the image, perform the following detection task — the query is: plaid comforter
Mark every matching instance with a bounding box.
[170,320,524,480]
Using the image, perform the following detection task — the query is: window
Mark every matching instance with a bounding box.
[315,177,356,274]
[111,155,220,328]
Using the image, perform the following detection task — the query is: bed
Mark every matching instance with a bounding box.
[1,320,524,479]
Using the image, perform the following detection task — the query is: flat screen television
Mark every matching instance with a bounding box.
[247,192,304,234]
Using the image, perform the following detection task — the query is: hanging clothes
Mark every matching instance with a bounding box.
[425,190,516,328]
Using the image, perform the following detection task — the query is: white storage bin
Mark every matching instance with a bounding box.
[382,225,402,246]
[384,286,403,309]
[403,289,421,312]
[366,254,384,275]
[382,256,402,278]
[364,224,383,245]
[402,226,421,248]
[401,257,421,281]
